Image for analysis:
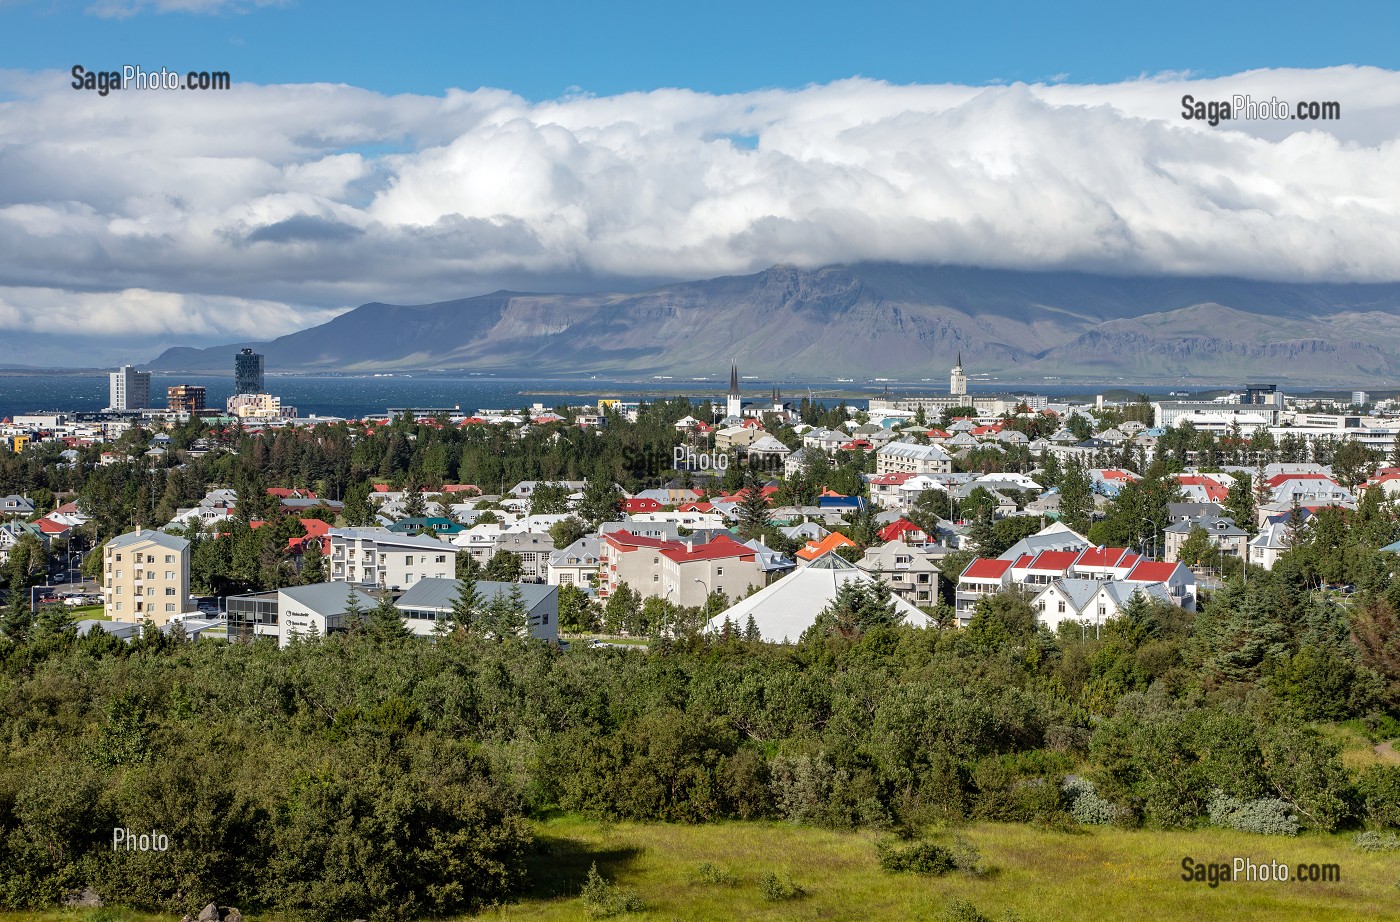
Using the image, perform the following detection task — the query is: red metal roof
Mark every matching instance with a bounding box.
[962,558,1013,579]
[1027,550,1078,571]
[660,535,755,563]
[1127,560,1182,582]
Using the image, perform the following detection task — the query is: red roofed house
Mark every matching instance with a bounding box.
[796,531,858,563]
[1124,559,1196,609]
[869,471,916,508]
[598,530,766,609]
[877,518,930,545]
[955,558,1014,622]
[1174,474,1230,504]
[659,535,766,607]
[1071,546,1140,580]
[266,487,318,500]
[621,497,664,514]
[1011,549,1079,586]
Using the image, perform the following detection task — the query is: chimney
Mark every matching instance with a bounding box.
[135,525,142,536]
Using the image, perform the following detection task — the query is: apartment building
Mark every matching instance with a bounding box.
[328,527,457,589]
[103,528,191,625]
[875,441,953,476]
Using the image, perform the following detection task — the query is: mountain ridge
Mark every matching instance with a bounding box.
[145,263,1400,384]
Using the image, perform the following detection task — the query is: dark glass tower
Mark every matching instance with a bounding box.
[234,348,264,395]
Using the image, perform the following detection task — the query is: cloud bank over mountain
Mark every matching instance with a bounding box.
[0,66,1398,353]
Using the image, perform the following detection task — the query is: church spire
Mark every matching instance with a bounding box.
[955,350,963,368]
[729,362,739,395]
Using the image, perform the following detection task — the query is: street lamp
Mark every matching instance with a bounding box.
[694,578,710,629]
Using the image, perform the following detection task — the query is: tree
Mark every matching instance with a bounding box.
[1175,526,1214,568]
[483,550,524,582]
[1,588,33,643]
[342,481,375,527]
[548,516,588,550]
[448,570,484,634]
[1059,460,1093,534]
[577,473,622,527]
[736,472,771,540]
[908,488,953,535]
[603,582,640,634]
[479,584,528,639]
[808,577,899,638]
[342,586,367,635]
[300,540,325,584]
[557,583,598,633]
[402,488,428,520]
[1331,440,1376,491]
[528,482,572,516]
[367,593,411,643]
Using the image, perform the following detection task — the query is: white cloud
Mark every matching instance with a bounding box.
[0,65,1398,341]
[0,286,335,337]
[85,0,285,19]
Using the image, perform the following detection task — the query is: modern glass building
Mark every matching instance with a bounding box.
[234,347,265,395]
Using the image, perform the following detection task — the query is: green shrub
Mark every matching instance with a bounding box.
[945,899,994,922]
[877,840,955,875]
[580,863,645,918]
[693,862,738,886]
[1356,765,1400,829]
[759,871,805,901]
[1206,791,1299,836]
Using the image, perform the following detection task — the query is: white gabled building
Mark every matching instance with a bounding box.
[1033,579,1174,632]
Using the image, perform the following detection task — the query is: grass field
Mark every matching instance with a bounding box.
[3,816,1397,921]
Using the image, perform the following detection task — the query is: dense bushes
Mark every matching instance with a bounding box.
[0,563,1395,916]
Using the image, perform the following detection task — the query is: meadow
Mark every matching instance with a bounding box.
[6,816,1394,922]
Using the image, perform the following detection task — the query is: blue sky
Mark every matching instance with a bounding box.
[4,0,1398,98]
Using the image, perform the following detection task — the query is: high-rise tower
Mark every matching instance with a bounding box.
[234,348,265,395]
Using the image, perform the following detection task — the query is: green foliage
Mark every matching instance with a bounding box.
[808,577,899,638]
[549,516,589,550]
[1356,765,1400,829]
[759,870,805,902]
[580,863,645,917]
[693,862,739,886]
[1062,776,1124,826]
[483,549,524,582]
[876,839,956,875]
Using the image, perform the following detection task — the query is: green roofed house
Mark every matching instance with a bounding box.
[388,517,467,536]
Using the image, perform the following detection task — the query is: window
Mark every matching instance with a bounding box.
[115,570,122,579]
[165,555,175,563]
[716,567,724,576]
[115,553,122,562]
[146,571,155,580]
[165,571,175,580]
[146,587,155,596]
[115,602,123,611]
[652,574,659,582]
[1057,600,1066,613]
[560,573,573,583]
[406,554,414,565]
[166,587,176,596]
[406,574,414,583]
[165,603,176,612]
[435,555,446,564]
